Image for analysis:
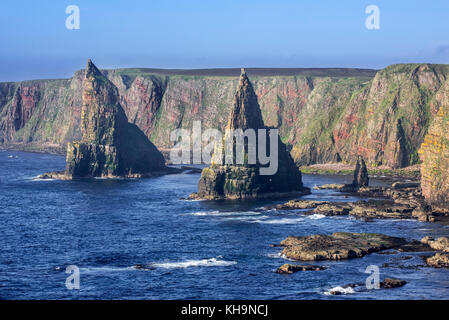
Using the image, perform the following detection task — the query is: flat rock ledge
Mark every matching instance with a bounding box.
[279,232,426,261]
[380,278,407,289]
[276,264,327,274]
[278,183,449,223]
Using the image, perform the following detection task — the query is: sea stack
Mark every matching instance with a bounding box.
[190,69,310,199]
[419,95,449,207]
[352,156,369,188]
[56,59,166,178]
[341,156,369,192]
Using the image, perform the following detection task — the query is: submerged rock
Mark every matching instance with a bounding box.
[279,232,408,261]
[276,264,327,274]
[42,60,168,179]
[380,278,407,289]
[275,200,328,210]
[133,264,156,271]
[190,69,310,200]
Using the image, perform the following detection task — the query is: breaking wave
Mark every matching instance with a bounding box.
[189,210,262,217]
[152,257,237,269]
[323,286,356,296]
[307,214,326,220]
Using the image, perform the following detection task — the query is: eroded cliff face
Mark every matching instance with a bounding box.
[419,77,449,207]
[332,64,448,168]
[0,76,83,148]
[1,64,449,168]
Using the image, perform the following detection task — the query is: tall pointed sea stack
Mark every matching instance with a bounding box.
[419,90,449,207]
[64,59,166,178]
[191,69,310,199]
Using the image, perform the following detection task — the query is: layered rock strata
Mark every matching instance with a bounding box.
[191,69,310,199]
[45,60,167,179]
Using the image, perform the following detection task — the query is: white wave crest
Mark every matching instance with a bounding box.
[308,214,326,220]
[190,210,262,217]
[323,286,355,296]
[250,217,304,224]
[267,252,282,259]
[80,266,134,273]
[152,257,237,269]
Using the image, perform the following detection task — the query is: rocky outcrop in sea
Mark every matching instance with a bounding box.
[42,60,167,179]
[190,69,310,199]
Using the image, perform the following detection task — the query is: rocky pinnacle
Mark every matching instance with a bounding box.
[64,59,166,178]
[193,69,310,199]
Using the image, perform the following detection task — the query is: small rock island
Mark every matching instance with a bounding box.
[41,59,168,179]
[190,69,310,199]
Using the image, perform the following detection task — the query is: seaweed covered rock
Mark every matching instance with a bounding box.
[191,69,310,199]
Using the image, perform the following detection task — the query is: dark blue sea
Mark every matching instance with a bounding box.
[1,150,449,299]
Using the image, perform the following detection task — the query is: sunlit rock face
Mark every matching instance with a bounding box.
[420,80,449,207]
[193,69,310,200]
[65,59,166,178]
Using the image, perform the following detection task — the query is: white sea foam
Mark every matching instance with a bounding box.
[152,257,237,269]
[80,266,134,273]
[323,286,355,296]
[307,214,326,220]
[190,210,262,217]
[249,217,304,224]
[31,176,56,182]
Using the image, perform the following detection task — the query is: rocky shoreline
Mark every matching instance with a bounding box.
[273,181,449,223]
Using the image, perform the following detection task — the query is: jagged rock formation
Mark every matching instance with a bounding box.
[2,63,449,168]
[48,60,166,178]
[338,156,369,192]
[419,79,449,207]
[352,156,369,188]
[191,69,310,199]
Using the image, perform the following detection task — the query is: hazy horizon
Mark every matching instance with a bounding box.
[1,0,449,81]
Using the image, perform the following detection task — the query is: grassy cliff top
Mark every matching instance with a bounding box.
[109,67,378,78]
[6,63,449,84]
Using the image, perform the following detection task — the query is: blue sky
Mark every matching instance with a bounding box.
[1,0,449,81]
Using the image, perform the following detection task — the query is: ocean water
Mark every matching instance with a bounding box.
[1,150,449,300]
